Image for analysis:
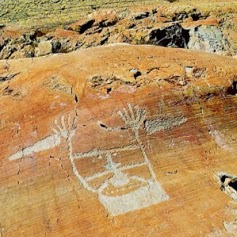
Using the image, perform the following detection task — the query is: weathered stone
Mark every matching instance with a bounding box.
[35,40,52,57]
[0,44,17,59]
[132,11,150,20]
[188,26,230,54]
[22,45,35,57]
[94,11,118,27]
[10,45,35,59]
[1,45,237,236]
[68,19,95,34]
[1,2,237,235]
[148,23,190,48]
[0,5,237,59]
[51,40,61,53]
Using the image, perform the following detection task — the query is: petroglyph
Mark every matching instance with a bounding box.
[205,212,237,236]
[8,114,76,161]
[145,116,187,135]
[208,126,232,151]
[73,144,139,160]
[66,104,169,215]
[223,220,237,235]
[8,103,183,216]
[99,180,168,216]
[118,103,146,138]
[44,76,73,95]
[8,134,61,161]
[117,104,157,180]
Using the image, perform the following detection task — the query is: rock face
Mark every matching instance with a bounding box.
[35,41,53,57]
[188,26,230,54]
[1,4,237,60]
[1,44,237,236]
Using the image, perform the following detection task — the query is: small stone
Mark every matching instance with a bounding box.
[129,68,142,78]
[133,12,149,20]
[52,40,61,53]
[68,19,95,34]
[24,45,35,57]
[188,26,230,54]
[35,41,52,57]
[130,68,138,74]
[152,9,157,15]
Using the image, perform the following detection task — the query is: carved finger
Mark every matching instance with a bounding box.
[140,109,146,122]
[54,119,58,126]
[118,110,126,123]
[52,128,59,134]
[134,107,140,123]
[128,103,135,121]
[117,111,122,120]
[54,119,63,132]
[67,114,72,130]
[61,115,66,131]
[122,108,130,122]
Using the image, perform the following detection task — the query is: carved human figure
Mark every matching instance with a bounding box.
[8,104,169,216]
[61,104,169,216]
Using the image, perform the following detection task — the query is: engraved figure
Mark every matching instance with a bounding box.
[68,104,169,216]
[8,104,169,216]
[8,115,77,161]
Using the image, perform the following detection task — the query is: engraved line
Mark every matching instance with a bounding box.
[84,162,147,181]
[72,144,139,160]
[61,113,98,193]
[117,104,156,180]
[8,133,61,161]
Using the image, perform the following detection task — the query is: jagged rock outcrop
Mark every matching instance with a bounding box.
[0,4,237,60]
[1,44,237,236]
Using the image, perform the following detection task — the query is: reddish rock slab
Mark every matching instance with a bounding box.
[1,45,237,236]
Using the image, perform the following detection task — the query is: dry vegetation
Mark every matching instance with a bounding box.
[1,0,237,27]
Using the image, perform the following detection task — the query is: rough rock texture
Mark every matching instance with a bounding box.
[35,41,53,57]
[0,0,237,26]
[1,1,237,60]
[1,44,237,236]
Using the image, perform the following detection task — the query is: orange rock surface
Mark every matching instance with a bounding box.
[1,44,237,236]
[1,4,237,60]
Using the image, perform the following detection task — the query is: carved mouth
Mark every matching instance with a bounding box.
[101,178,148,197]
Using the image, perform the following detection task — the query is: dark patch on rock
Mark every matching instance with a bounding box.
[148,23,190,48]
[129,68,142,79]
[0,72,20,83]
[97,17,118,28]
[171,9,208,21]
[52,40,62,53]
[163,75,188,86]
[100,36,109,45]
[133,12,149,20]
[226,78,237,95]
[2,86,14,96]
[75,19,95,34]
[219,173,237,201]
[172,12,190,21]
